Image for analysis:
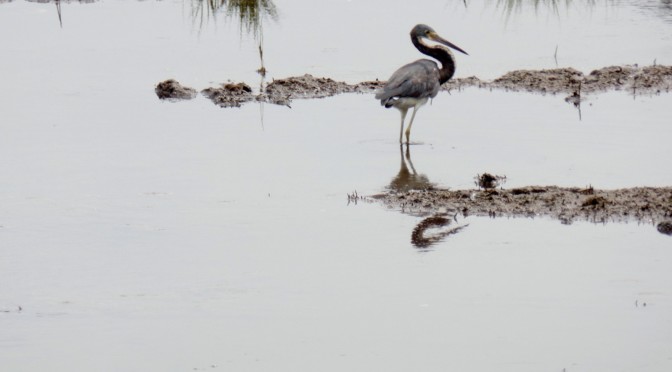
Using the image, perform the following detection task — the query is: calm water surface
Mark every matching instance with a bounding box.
[1,1,671,371]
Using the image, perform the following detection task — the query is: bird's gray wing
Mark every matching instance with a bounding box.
[375,59,441,103]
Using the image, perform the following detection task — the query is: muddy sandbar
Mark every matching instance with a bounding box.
[374,185,672,228]
[157,64,672,106]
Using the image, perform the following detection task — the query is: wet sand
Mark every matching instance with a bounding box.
[156,65,672,232]
[372,185,672,230]
[156,64,672,106]
[450,65,672,95]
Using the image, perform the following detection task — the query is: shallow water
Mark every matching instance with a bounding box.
[1,1,672,371]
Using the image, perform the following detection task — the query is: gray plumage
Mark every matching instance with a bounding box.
[375,59,441,108]
[376,24,467,144]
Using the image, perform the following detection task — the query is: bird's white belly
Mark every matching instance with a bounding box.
[391,97,429,111]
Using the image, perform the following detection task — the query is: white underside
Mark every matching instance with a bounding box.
[390,97,430,144]
[390,97,429,111]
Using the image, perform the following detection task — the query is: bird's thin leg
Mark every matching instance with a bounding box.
[404,144,418,175]
[399,143,407,170]
[404,105,420,144]
[398,108,408,144]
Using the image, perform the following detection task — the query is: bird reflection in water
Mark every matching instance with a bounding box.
[411,215,467,250]
[386,145,468,250]
[387,145,433,192]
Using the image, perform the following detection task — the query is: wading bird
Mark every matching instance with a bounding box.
[376,24,468,144]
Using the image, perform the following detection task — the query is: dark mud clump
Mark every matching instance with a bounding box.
[442,76,488,92]
[583,65,635,91]
[155,79,197,100]
[377,186,672,227]
[201,82,254,108]
[156,64,671,108]
[448,65,672,95]
[417,64,671,96]
[263,74,355,106]
[658,221,672,236]
[156,75,359,108]
[631,65,672,92]
[491,68,583,94]
[352,79,386,94]
[475,173,507,190]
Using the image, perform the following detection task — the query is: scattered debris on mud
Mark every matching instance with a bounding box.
[374,186,672,229]
[475,173,507,190]
[156,64,671,108]
[155,79,197,100]
[201,82,254,108]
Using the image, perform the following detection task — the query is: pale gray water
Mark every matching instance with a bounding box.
[1,1,671,371]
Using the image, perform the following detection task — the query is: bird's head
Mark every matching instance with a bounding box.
[411,24,468,56]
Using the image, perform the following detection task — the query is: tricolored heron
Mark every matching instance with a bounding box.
[376,24,468,144]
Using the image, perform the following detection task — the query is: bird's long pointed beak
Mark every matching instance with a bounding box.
[429,32,469,55]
